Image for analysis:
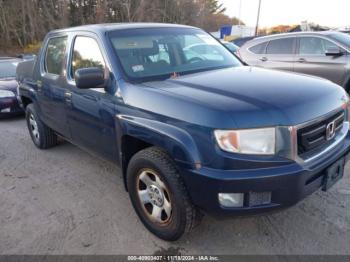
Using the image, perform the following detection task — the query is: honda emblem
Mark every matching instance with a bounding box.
[326,121,336,141]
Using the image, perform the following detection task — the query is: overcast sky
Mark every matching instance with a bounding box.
[219,0,349,28]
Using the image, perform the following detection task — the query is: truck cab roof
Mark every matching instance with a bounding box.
[49,23,197,35]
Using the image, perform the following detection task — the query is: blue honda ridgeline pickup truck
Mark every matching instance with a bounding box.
[17,23,350,241]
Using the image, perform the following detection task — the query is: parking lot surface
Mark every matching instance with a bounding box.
[1,117,350,255]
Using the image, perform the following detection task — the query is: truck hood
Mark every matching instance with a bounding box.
[135,66,347,128]
[122,66,347,129]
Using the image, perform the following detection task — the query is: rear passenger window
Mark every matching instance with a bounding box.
[266,38,295,54]
[45,36,68,75]
[249,42,267,54]
[71,36,105,78]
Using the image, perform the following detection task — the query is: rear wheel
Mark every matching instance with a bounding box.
[26,104,58,149]
[127,147,200,241]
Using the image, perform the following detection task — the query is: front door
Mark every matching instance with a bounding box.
[294,36,347,85]
[65,34,118,161]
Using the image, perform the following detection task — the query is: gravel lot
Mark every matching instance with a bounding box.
[1,117,350,255]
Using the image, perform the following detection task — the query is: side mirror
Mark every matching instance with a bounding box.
[325,48,343,57]
[75,67,105,89]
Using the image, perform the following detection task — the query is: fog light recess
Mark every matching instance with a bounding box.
[249,191,272,206]
[218,193,244,208]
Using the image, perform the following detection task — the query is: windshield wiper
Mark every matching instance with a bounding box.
[175,65,233,77]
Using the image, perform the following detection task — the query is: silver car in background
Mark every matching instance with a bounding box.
[239,31,350,91]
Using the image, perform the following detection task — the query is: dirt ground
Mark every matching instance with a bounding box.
[1,117,350,255]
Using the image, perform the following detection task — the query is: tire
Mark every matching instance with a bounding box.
[127,147,200,241]
[25,104,58,149]
[345,80,350,94]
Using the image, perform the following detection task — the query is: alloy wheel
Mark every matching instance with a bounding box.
[136,169,172,224]
[29,113,40,142]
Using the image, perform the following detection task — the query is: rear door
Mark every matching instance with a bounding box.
[261,37,296,72]
[294,36,346,85]
[39,35,71,138]
[241,41,268,67]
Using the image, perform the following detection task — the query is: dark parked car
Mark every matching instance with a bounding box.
[18,23,350,241]
[239,31,350,91]
[17,53,37,60]
[0,58,24,117]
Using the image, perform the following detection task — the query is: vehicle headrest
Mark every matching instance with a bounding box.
[138,41,158,56]
[113,38,159,57]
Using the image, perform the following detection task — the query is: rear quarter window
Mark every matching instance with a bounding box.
[45,36,68,75]
[248,42,267,54]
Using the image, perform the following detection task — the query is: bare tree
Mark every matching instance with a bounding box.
[0,0,243,53]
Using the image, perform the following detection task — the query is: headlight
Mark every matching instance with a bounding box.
[341,94,350,122]
[214,128,276,155]
[0,90,15,98]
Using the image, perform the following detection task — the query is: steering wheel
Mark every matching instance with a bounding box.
[188,57,204,64]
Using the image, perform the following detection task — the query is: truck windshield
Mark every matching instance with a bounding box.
[109,27,241,82]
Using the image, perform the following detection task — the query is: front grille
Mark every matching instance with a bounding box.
[297,110,345,156]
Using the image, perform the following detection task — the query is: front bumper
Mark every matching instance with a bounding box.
[181,132,350,217]
[0,97,24,117]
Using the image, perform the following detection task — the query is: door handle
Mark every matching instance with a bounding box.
[36,80,42,92]
[260,57,268,62]
[298,58,306,63]
[64,91,72,103]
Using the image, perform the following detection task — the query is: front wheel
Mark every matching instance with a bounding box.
[127,147,200,241]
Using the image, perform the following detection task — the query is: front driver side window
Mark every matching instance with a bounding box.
[299,37,339,55]
[71,36,105,78]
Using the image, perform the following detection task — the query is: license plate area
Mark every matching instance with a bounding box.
[1,108,11,113]
[322,157,345,191]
